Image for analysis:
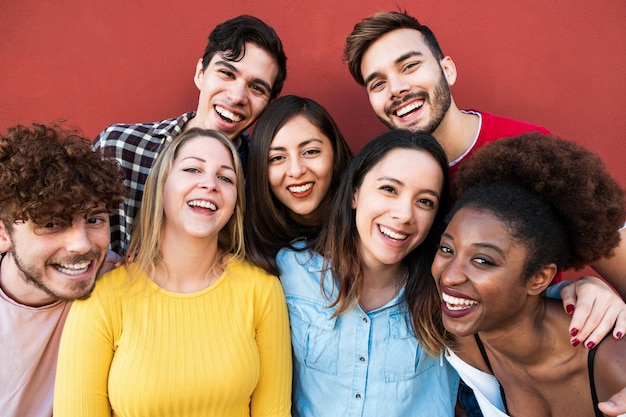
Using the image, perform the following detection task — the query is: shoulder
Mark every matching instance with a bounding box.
[472,110,551,138]
[94,112,195,147]
[592,336,626,398]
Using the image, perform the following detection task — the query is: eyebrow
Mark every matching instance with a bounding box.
[363,51,424,86]
[269,138,324,152]
[377,176,441,198]
[441,232,506,257]
[180,156,235,172]
[215,60,273,94]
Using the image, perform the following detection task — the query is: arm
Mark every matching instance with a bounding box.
[251,276,292,417]
[557,276,626,348]
[54,289,115,416]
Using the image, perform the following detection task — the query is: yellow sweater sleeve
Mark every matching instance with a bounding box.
[54,261,292,417]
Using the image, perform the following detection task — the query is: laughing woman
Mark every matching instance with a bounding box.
[278,130,459,416]
[244,95,352,276]
[431,133,626,417]
[54,128,292,417]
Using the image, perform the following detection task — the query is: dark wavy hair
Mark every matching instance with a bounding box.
[201,15,287,99]
[316,129,451,356]
[245,95,352,275]
[0,123,126,228]
[454,132,625,270]
[344,11,445,86]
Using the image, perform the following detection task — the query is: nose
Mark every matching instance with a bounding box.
[388,74,410,98]
[390,198,413,224]
[64,222,94,254]
[199,173,218,191]
[286,156,306,178]
[433,252,467,287]
[226,79,248,105]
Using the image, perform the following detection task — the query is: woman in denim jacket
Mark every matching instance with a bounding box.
[277,130,459,417]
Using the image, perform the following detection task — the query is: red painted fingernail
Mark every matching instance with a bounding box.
[616,332,624,339]
[570,328,578,336]
[566,304,575,314]
[571,338,580,347]
[586,341,596,349]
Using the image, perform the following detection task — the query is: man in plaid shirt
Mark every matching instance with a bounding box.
[94,15,287,256]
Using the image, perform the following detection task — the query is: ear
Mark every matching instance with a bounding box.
[440,56,457,87]
[528,263,558,296]
[193,58,205,91]
[351,187,359,209]
[0,222,12,253]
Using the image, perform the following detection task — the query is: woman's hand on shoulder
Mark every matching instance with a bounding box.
[560,276,626,349]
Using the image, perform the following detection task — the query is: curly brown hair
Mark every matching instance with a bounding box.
[454,132,625,269]
[0,123,127,227]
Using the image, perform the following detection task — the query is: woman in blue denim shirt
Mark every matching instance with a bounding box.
[277,130,460,417]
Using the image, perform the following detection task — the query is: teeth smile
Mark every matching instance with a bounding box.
[379,225,408,240]
[215,105,242,123]
[56,262,90,275]
[395,100,424,117]
[442,292,478,311]
[288,183,313,193]
[188,200,217,211]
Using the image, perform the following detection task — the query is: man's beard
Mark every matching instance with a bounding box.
[381,69,452,134]
[11,247,101,302]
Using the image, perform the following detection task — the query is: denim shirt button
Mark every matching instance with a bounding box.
[359,357,366,362]
[355,394,362,399]
[362,317,368,323]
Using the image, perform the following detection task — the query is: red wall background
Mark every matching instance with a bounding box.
[1,0,625,279]
[1,0,625,185]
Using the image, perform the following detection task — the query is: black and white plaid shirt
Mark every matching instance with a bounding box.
[93,112,250,255]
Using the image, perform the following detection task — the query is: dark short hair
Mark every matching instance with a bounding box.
[344,11,445,86]
[201,15,287,99]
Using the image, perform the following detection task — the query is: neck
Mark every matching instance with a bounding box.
[359,263,407,312]
[157,232,224,293]
[477,298,568,366]
[432,101,480,162]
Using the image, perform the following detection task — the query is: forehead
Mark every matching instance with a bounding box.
[365,148,443,189]
[176,136,234,165]
[207,42,279,84]
[270,115,332,147]
[361,28,437,75]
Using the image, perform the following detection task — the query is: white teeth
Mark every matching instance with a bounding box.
[56,262,90,275]
[288,183,313,193]
[395,100,424,117]
[188,200,217,211]
[379,225,408,240]
[215,105,242,123]
[442,292,478,311]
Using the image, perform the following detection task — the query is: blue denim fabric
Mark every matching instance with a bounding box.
[277,246,459,417]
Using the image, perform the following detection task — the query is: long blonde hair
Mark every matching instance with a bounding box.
[127,128,246,281]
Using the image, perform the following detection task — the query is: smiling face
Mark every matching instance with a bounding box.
[162,136,238,241]
[0,207,110,304]
[267,115,335,225]
[361,28,455,134]
[431,207,533,336]
[191,42,279,140]
[352,148,443,271]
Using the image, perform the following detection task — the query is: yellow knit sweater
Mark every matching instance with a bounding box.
[54,260,292,417]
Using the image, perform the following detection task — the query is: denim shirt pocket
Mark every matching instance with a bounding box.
[286,296,339,375]
[384,310,434,382]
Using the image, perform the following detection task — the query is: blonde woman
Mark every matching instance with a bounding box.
[54,128,292,417]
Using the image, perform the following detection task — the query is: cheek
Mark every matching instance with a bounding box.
[267,166,283,192]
